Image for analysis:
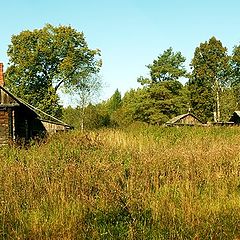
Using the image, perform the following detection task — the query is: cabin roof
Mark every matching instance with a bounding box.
[0,85,71,127]
[166,113,203,124]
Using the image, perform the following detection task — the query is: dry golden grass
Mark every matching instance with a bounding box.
[1,126,240,239]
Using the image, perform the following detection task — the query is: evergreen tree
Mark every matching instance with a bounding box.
[142,47,187,84]
[107,89,122,114]
[120,81,189,125]
[133,48,189,124]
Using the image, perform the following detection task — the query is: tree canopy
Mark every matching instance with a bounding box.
[125,48,189,124]
[138,47,187,86]
[189,37,230,122]
[5,24,101,117]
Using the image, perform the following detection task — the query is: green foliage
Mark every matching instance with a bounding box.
[5,24,101,117]
[106,89,123,127]
[119,81,189,125]
[62,106,82,129]
[230,44,240,112]
[90,89,123,128]
[121,88,150,124]
[189,36,230,122]
[138,47,187,85]
[62,104,107,130]
[220,88,238,121]
[231,44,240,86]
[188,77,214,122]
[107,89,122,114]
[126,48,189,125]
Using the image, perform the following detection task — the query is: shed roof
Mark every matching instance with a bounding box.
[166,113,203,124]
[0,85,71,127]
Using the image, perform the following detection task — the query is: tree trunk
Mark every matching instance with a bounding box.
[216,89,220,122]
[81,107,85,131]
[215,79,221,122]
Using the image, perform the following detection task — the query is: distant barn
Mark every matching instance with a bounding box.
[165,113,203,126]
[0,63,72,145]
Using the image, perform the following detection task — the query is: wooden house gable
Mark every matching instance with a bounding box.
[165,113,203,126]
[0,87,19,106]
[0,64,72,145]
[177,114,202,125]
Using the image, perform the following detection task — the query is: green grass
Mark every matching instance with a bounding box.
[1,126,240,239]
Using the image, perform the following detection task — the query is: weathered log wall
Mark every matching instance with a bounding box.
[0,111,9,145]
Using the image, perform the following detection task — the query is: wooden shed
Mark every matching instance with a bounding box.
[165,113,203,126]
[0,63,72,145]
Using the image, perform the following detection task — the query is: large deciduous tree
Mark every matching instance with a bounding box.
[189,37,230,122]
[5,24,101,117]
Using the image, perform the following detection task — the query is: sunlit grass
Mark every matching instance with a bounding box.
[1,126,240,239]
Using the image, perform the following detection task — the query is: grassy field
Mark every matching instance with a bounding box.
[1,125,240,239]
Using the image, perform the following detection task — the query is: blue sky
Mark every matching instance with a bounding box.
[1,0,240,106]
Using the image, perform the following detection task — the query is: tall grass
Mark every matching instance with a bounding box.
[1,126,240,239]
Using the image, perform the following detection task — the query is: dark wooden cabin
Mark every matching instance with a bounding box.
[0,63,72,145]
[165,113,203,126]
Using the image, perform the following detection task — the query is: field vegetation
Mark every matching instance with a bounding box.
[1,125,240,239]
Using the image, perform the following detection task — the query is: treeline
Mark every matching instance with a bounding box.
[63,36,240,129]
[5,25,240,128]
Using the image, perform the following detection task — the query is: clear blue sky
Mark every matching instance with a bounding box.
[1,0,240,106]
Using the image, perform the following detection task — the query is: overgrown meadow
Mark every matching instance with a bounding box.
[1,125,240,239]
